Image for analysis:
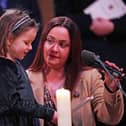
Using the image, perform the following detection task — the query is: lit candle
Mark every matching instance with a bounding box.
[56,88,72,126]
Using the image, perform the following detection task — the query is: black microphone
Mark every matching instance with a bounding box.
[81,50,126,97]
[81,50,124,79]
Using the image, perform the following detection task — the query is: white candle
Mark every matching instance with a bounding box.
[56,88,72,126]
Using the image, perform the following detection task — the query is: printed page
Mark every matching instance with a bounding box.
[83,0,126,19]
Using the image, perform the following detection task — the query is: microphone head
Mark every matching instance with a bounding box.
[81,50,125,79]
[81,50,97,66]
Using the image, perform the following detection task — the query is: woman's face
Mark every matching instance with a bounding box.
[43,26,71,70]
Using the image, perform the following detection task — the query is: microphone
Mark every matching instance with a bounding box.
[81,50,124,79]
[81,50,126,97]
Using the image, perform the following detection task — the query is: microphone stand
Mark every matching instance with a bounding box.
[96,58,126,97]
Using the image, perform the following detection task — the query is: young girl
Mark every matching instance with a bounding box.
[0,9,57,126]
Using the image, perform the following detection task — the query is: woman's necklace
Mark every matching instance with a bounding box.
[45,77,65,104]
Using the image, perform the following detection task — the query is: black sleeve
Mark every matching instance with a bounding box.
[0,67,54,121]
[109,15,126,37]
[106,0,126,39]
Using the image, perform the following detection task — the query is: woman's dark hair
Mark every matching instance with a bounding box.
[0,8,38,56]
[29,16,82,91]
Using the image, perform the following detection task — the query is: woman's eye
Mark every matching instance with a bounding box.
[46,38,54,44]
[60,42,69,48]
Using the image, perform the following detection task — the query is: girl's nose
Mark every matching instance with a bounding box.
[28,44,32,51]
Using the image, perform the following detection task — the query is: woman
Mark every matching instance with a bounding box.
[0,8,57,126]
[27,16,124,126]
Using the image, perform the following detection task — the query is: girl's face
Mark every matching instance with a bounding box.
[43,26,71,70]
[7,27,37,61]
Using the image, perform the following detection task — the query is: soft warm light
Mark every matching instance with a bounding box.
[56,88,72,126]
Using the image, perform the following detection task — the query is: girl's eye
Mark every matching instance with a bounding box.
[24,41,29,45]
[24,41,32,46]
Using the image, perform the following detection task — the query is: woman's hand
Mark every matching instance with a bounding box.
[103,61,125,92]
[105,60,125,79]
